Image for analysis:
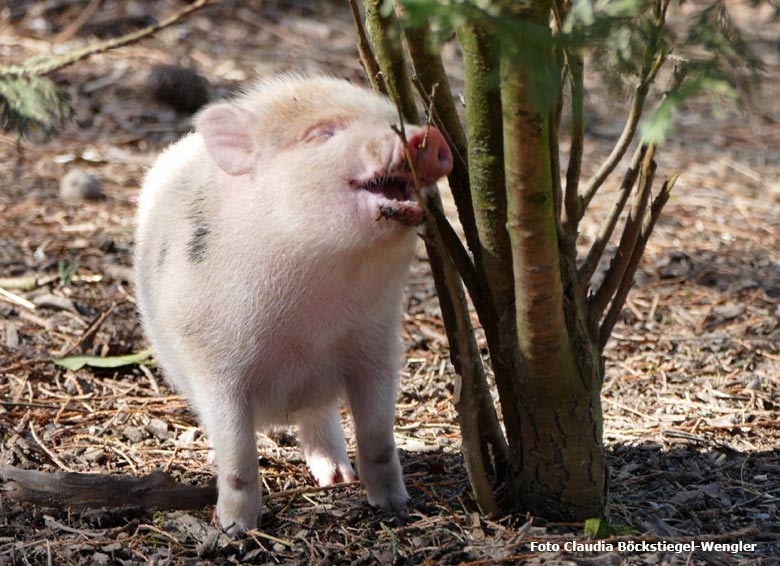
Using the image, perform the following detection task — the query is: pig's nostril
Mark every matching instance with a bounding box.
[438,148,450,167]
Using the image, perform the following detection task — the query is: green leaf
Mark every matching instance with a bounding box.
[58,259,79,286]
[640,73,737,145]
[380,0,395,18]
[51,349,153,371]
[584,517,610,539]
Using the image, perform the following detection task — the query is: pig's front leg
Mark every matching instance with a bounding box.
[297,405,355,486]
[346,363,408,512]
[196,390,260,536]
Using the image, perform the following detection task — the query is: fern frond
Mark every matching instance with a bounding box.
[0,0,211,139]
[0,75,72,139]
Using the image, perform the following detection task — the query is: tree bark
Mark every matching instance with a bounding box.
[500,5,606,519]
[458,22,521,485]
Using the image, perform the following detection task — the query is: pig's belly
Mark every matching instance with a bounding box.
[241,324,353,425]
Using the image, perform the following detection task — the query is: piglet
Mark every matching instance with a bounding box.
[134,75,453,535]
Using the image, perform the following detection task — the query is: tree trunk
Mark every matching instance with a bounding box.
[500,5,606,520]
[355,0,613,521]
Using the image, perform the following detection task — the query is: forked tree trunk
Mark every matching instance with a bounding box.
[354,0,675,521]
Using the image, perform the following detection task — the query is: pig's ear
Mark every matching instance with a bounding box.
[196,104,257,176]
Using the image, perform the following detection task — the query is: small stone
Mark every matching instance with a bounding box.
[102,543,122,553]
[104,264,134,284]
[146,418,169,441]
[91,552,110,565]
[83,447,103,462]
[177,427,198,445]
[123,425,143,442]
[59,168,104,201]
[5,321,19,349]
[713,302,745,320]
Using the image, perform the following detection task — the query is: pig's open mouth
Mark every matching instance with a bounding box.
[360,176,414,202]
[354,175,424,227]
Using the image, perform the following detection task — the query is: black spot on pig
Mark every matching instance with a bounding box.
[188,222,210,264]
[157,240,168,268]
[186,191,210,264]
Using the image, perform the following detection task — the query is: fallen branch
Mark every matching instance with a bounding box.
[0,466,404,511]
[0,467,216,510]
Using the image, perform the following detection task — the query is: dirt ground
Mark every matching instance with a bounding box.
[1,1,779,565]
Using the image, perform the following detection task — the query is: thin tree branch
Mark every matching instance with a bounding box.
[579,3,668,212]
[578,144,647,285]
[363,0,417,122]
[411,77,468,188]
[563,50,585,232]
[395,85,481,308]
[0,0,211,78]
[425,198,483,308]
[364,2,506,509]
[397,11,467,161]
[456,22,514,313]
[591,147,657,319]
[390,120,505,514]
[53,0,101,43]
[549,82,564,230]
[579,77,651,211]
[424,231,503,515]
[599,171,679,349]
[398,5,481,264]
[348,0,386,94]
[457,22,523,464]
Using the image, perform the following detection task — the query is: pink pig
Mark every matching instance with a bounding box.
[134,75,453,535]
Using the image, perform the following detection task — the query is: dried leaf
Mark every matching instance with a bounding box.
[51,349,152,371]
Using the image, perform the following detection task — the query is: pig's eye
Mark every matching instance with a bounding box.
[302,121,344,143]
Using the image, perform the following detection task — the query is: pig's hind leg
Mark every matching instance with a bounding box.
[195,389,261,536]
[297,406,355,486]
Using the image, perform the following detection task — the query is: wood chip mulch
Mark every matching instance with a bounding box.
[1,1,779,564]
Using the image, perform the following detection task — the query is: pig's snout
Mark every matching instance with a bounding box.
[407,127,453,186]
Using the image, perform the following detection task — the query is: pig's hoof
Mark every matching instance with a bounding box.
[309,459,356,487]
[367,484,410,514]
[217,516,254,538]
[216,501,259,538]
